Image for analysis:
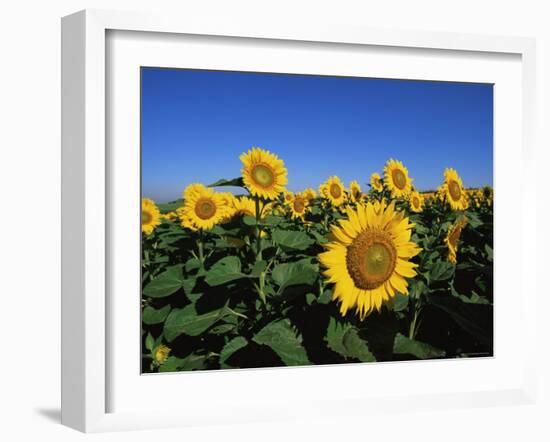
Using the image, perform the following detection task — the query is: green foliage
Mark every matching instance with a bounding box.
[142,182,493,373]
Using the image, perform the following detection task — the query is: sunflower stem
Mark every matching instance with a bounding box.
[254,196,263,261]
[197,230,205,265]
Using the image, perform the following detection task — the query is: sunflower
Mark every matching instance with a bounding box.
[303,188,317,202]
[319,200,421,320]
[443,168,468,211]
[289,193,309,220]
[445,216,468,263]
[322,176,346,207]
[409,191,424,213]
[283,191,294,205]
[142,198,161,235]
[349,180,362,202]
[232,195,257,218]
[370,172,383,192]
[482,186,493,206]
[180,183,227,231]
[383,159,412,198]
[153,345,171,365]
[240,147,288,200]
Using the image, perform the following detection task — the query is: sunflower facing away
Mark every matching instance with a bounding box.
[322,176,346,207]
[319,200,421,320]
[443,168,468,211]
[445,216,468,263]
[370,172,383,192]
[142,198,161,235]
[180,183,227,231]
[349,180,362,202]
[240,147,288,200]
[383,159,412,198]
[409,191,424,213]
[289,193,309,220]
[303,188,317,203]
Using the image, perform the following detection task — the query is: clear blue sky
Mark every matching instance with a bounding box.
[142,68,493,202]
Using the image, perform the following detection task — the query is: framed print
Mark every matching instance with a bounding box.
[61,9,538,433]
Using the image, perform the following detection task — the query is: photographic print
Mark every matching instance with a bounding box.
[140,68,493,373]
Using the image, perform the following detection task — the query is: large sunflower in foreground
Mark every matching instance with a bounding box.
[443,168,468,211]
[322,176,346,207]
[383,159,412,198]
[370,172,383,192]
[409,191,424,213]
[319,200,421,320]
[445,216,468,263]
[141,198,161,235]
[240,147,288,200]
[289,193,309,220]
[180,183,227,231]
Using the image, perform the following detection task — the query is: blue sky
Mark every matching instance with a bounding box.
[141,68,493,202]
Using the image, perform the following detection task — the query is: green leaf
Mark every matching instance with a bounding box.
[205,256,246,286]
[252,320,310,366]
[392,293,409,312]
[393,333,445,359]
[250,260,267,277]
[326,318,375,362]
[159,354,206,372]
[143,265,184,298]
[242,215,257,226]
[272,261,318,291]
[429,261,455,281]
[427,292,492,345]
[142,305,171,325]
[272,229,315,251]
[219,337,248,368]
[484,244,493,261]
[263,215,283,226]
[145,332,154,351]
[207,177,245,188]
[163,304,227,341]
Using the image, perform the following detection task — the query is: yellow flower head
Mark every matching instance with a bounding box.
[180,183,227,231]
[153,345,171,365]
[349,180,362,202]
[445,216,468,263]
[303,188,317,203]
[409,191,424,213]
[442,168,468,211]
[283,191,294,205]
[322,176,346,207]
[289,193,309,220]
[240,147,288,199]
[383,159,412,198]
[142,198,161,235]
[370,172,383,192]
[319,200,421,320]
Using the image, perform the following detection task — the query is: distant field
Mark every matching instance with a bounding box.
[157,199,183,214]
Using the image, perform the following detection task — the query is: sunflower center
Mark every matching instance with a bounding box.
[251,164,275,188]
[293,198,305,213]
[448,225,462,248]
[412,196,420,208]
[448,180,462,201]
[346,229,397,290]
[195,198,217,220]
[142,210,152,225]
[330,183,342,199]
[392,169,407,190]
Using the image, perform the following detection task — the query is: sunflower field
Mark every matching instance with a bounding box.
[141,147,493,373]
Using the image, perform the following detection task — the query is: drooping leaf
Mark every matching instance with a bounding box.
[393,333,445,359]
[429,261,455,281]
[252,320,310,366]
[272,261,318,291]
[326,318,375,362]
[143,265,184,298]
[142,305,171,325]
[272,229,315,251]
[163,304,227,341]
[219,337,248,368]
[205,256,246,286]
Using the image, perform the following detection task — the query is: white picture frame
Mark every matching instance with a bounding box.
[61,9,537,433]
